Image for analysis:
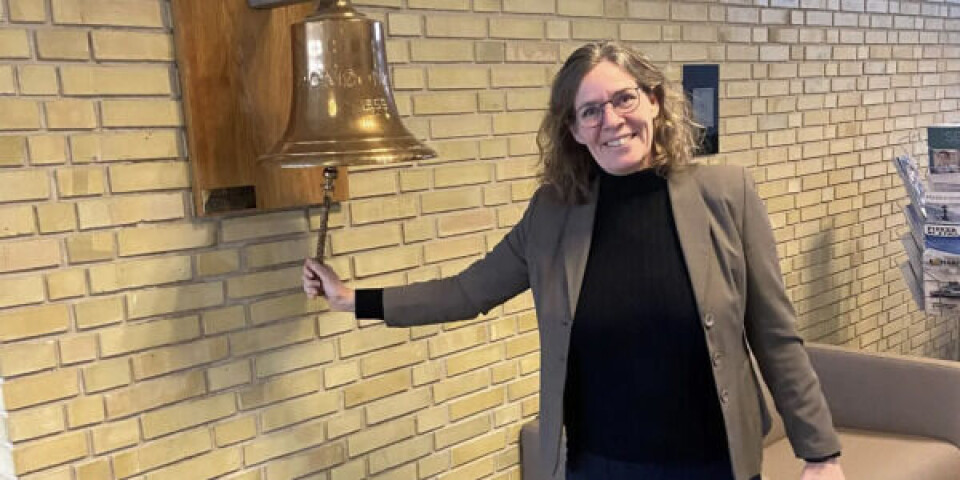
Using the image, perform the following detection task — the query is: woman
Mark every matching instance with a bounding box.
[304,42,845,480]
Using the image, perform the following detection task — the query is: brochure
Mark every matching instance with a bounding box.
[894,154,924,215]
[900,262,925,310]
[927,123,960,191]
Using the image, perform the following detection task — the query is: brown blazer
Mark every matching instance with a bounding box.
[383,164,841,480]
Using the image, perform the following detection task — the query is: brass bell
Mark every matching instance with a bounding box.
[253,0,436,260]
[258,0,436,169]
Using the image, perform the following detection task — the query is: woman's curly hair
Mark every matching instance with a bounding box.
[538,42,700,204]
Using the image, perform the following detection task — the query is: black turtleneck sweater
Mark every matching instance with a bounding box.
[562,169,730,465]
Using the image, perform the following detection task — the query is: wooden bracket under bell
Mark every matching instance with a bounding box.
[171,0,349,216]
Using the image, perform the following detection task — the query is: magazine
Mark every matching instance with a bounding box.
[923,190,960,223]
[923,243,960,315]
[902,204,924,251]
[894,154,924,214]
[920,212,960,314]
[927,123,960,192]
[900,262,925,310]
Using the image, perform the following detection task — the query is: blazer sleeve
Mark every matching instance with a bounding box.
[381,188,539,327]
[739,168,842,459]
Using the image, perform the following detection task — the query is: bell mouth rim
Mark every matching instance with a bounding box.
[258,145,437,168]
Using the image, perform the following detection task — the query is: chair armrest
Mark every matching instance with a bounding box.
[807,343,960,448]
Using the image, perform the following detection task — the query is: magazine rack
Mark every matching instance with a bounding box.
[895,124,960,316]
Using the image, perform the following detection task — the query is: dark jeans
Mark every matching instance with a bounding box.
[566,450,757,480]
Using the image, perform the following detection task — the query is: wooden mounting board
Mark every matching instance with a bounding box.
[171,0,348,216]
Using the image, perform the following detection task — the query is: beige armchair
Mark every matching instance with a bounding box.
[521,343,960,480]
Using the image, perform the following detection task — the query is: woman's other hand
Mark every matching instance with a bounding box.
[303,258,355,312]
[800,460,844,480]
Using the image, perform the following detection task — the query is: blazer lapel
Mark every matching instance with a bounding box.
[562,180,599,319]
[560,169,712,319]
[668,167,712,311]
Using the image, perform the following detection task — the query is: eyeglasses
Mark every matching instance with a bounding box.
[573,86,649,128]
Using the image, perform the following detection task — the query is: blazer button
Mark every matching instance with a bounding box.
[703,312,715,328]
[720,389,729,405]
[712,352,723,368]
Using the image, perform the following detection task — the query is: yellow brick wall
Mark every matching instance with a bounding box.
[1,0,959,479]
